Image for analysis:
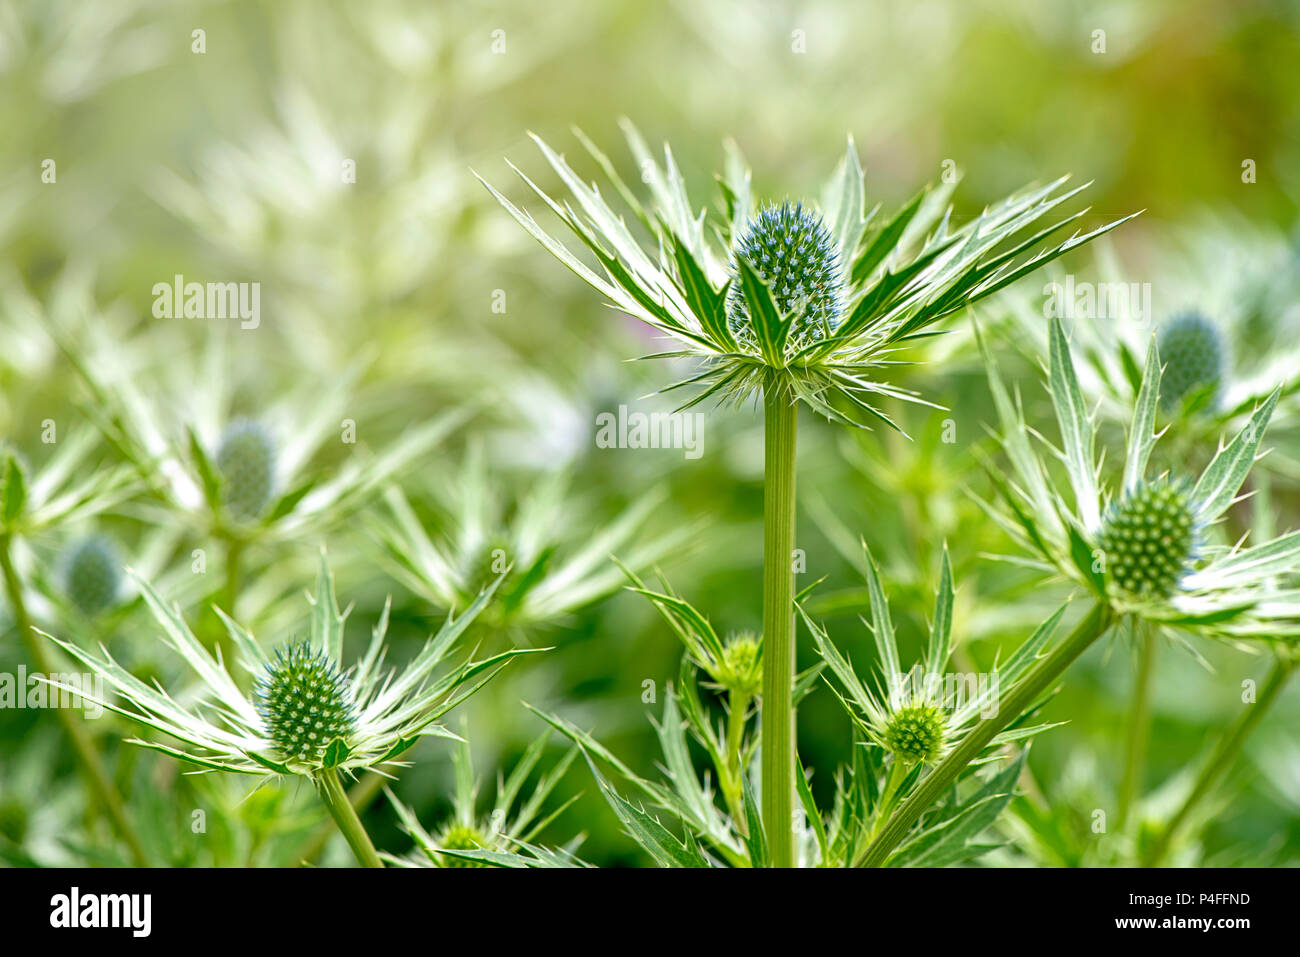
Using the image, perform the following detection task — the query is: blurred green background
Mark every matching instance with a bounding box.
[1,0,1298,866]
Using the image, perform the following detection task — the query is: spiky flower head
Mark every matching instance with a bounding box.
[1158,312,1227,412]
[216,419,276,521]
[982,313,1300,640]
[1096,480,1199,602]
[62,534,121,617]
[883,703,946,763]
[438,824,489,868]
[713,632,763,697]
[40,555,516,777]
[727,202,843,346]
[483,128,1133,428]
[254,640,356,763]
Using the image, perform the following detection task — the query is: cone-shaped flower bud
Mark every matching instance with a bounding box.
[215,420,276,521]
[63,535,121,616]
[1157,312,1227,412]
[883,703,946,763]
[254,640,356,763]
[727,201,844,346]
[1096,480,1199,601]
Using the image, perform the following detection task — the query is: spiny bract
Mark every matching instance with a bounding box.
[726,201,844,346]
[215,420,276,521]
[0,447,28,523]
[439,824,489,867]
[1096,480,1198,601]
[714,632,762,697]
[883,704,946,763]
[1157,312,1227,412]
[63,535,121,616]
[254,640,356,763]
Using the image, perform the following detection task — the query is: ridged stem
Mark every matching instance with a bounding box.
[858,602,1114,867]
[722,690,752,835]
[315,766,384,868]
[295,769,386,865]
[760,381,798,868]
[1117,624,1156,831]
[1143,654,1295,867]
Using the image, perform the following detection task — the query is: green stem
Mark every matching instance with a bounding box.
[760,381,798,868]
[0,536,149,866]
[294,769,385,866]
[1117,625,1156,831]
[315,766,384,868]
[722,690,752,833]
[869,758,909,841]
[216,535,244,679]
[858,601,1114,867]
[1143,655,1295,867]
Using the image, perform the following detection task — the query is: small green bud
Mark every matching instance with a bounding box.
[1157,312,1227,412]
[1096,480,1198,601]
[63,535,122,617]
[215,420,276,521]
[254,640,356,764]
[712,632,763,697]
[439,824,489,868]
[727,202,844,347]
[883,704,946,763]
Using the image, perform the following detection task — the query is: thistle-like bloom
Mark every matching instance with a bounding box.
[980,314,1300,637]
[478,123,1135,427]
[215,419,277,521]
[1157,312,1227,412]
[62,534,122,616]
[39,554,528,775]
[712,632,763,698]
[726,202,844,346]
[806,546,1068,764]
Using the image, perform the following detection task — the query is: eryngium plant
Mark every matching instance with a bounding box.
[536,553,1068,868]
[384,729,584,869]
[481,122,1135,864]
[980,314,1298,637]
[843,315,1300,867]
[39,554,533,867]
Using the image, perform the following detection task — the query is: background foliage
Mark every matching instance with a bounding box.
[1,0,1297,866]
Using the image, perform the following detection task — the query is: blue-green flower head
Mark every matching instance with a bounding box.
[727,201,844,346]
[63,535,122,617]
[215,419,276,521]
[1157,312,1227,412]
[254,640,356,764]
[1096,479,1200,602]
